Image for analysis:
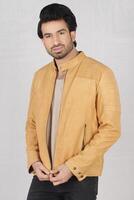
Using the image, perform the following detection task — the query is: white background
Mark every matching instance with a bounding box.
[0,0,133,199]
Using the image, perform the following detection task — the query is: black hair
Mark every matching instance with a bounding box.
[37,3,77,47]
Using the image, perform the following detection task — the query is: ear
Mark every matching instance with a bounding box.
[41,38,45,45]
[70,31,76,42]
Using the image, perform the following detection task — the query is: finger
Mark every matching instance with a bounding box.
[50,169,59,174]
[50,172,59,177]
[40,170,49,177]
[36,172,49,181]
[38,174,49,181]
[37,169,50,180]
[49,173,63,182]
[49,173,56,180]
[38,177,49,181]
[53,180,64,186]
[40,165,50,175]
[39,177,49,181]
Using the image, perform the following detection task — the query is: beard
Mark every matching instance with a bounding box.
[46,40,74,59]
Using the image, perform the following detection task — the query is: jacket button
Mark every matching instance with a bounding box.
[73,167,77,170]
[80,175,84,178]
[78,172,81,174]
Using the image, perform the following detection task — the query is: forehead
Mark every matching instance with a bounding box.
[41,19,69,34]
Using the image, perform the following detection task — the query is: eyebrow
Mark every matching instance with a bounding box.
[43,28,67,36]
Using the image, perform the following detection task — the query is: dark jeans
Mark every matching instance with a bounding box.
[26,175,98,200]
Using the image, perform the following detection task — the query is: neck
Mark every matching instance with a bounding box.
[54,47,79,67]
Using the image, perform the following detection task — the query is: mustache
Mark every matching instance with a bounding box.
[52,44,64,49]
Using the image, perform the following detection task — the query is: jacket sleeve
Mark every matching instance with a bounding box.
[25,72,40,174]
[65,67,121,181]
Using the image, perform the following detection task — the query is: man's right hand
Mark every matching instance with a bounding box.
[32,161,50,181]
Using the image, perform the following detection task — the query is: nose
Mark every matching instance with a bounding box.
[53,34,60,46]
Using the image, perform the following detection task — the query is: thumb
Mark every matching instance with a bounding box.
[40,165,50,175]
[57,164,65,171]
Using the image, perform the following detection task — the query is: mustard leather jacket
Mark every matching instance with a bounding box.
[25,51,121,181]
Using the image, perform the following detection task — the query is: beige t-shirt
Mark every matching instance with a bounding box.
[46,70,67,166]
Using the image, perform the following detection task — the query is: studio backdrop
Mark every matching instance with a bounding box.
[0,0,133,199]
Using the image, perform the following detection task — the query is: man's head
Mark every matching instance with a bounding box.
[37,3,77,59]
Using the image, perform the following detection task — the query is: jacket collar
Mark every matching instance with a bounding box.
[51,51,87,72]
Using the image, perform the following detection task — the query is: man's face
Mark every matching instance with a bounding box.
[41,19,76,59]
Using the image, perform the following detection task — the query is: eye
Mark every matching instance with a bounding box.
[59,31,65,35]
[44,34,51,38]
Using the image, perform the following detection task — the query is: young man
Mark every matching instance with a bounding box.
[25,3,121,200]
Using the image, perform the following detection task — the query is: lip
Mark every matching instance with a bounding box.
[53,46,63,52]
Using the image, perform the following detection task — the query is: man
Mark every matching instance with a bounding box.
[25,3,121,200]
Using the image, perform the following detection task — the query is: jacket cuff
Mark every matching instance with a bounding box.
[65,159,86,181]
[27,150,40,174]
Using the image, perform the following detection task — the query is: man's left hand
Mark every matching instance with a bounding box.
[49,164,73,186]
